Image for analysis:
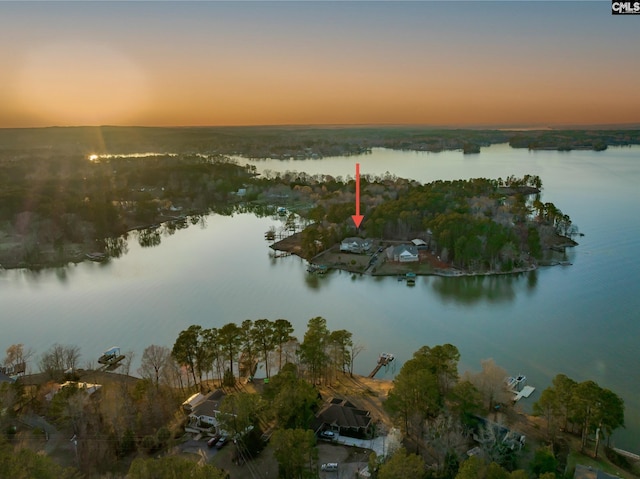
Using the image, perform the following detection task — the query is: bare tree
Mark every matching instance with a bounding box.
[466,358,511,414]
[120,350,135,377]
[138,345,171,387]
[3,343,33,374]
[349,341,365,377]
[39,344,81,378]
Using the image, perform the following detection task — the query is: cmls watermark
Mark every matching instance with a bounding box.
[612,1,640,14]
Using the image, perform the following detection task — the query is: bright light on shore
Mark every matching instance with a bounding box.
[88,154,99,162]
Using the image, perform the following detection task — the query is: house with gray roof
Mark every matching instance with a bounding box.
[186,389,226,433]
[340,237,372,254]
[387,244,419,262]
[314,398,373,439]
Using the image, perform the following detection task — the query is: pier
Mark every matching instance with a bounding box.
[368,352,395,378]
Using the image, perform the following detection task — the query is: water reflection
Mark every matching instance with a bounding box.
[430,273,531,304]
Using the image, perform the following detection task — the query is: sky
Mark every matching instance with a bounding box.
[1,1,639,128]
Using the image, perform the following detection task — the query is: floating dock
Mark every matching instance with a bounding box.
[513,386,535,402]
[368,352,395,378]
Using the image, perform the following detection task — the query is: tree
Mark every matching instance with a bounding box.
[138,345,171,388]
[128,456,227,479]
[348,341,365,377]
[273,319,295,371]
[0,435,81,478]
[217,392,264,438]
[328,329,352,376]
[172,325,202,387]
[448,380,483,426]
[385,348,443,448]
[264,363,320,429]
[271,428,318,479]
[3,343,32,373]
[238,319,257,378]
[530,447,557,476]
[468,358,510,413]
[39,344,81,378]
[298,317,330,384]
[417,344,460,396]
[252,318,276,378]
[218,322,242,383]
[378,447,425,479]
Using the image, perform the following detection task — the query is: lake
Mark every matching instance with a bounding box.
[2,144,639,451]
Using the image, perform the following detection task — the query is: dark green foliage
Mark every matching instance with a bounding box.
[530,448,558,476]
[378,447,425,479]
[128,455,227,478]
[263,364,320,429]
[271,428,318,479]
[0,435,81,478]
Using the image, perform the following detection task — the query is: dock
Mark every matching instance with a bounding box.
[368,352,395,378]
[513,385,535,402]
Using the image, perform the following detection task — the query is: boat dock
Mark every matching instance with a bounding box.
[505,374,535,402]
[368,352,395,378]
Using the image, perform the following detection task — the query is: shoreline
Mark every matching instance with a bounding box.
[273,237,574,278]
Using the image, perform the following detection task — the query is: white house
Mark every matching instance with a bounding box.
[186,390,226,433]
[340,237,372,254]
[387,244,419,262]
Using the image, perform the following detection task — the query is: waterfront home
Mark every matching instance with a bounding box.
[186,389,226,433]
[340,237,372,254]
[314,398,373,439]
[387,244,419,262]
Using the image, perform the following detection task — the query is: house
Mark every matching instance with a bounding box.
[387,244,419,262]
[574,464,620,479]
[314,398,373,439]
[186,389,226,433]
[44,381,102,401]
[340,237,372,254]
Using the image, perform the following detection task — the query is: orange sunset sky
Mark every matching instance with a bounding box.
[1,1,639,129]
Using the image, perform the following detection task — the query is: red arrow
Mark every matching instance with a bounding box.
[351,163,364,228]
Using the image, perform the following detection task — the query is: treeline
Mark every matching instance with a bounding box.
[508,129,640,151]
[362,175,557,271]
[0,152,254,267]
[3,127,638,161]
[533,374,625,456]
[170,317,359,389]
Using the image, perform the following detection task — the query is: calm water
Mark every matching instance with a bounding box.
[2,144,639,450]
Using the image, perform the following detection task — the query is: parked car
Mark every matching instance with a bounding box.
[319,430,336,440]
[321,463,339,471]
[207,434,221,448]
[215,435,228,449]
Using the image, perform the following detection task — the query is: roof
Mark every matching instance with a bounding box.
[392,244,418,256]
[411,239,427,246]
[574,464,620,479]
[0,370,14,383]
[191,389,226,419]
[316,398,372,430]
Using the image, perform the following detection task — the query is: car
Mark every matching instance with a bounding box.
[321,463,339,471]
[215,435,228,449]
[207,434,221,448]
[320,430,336,440]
